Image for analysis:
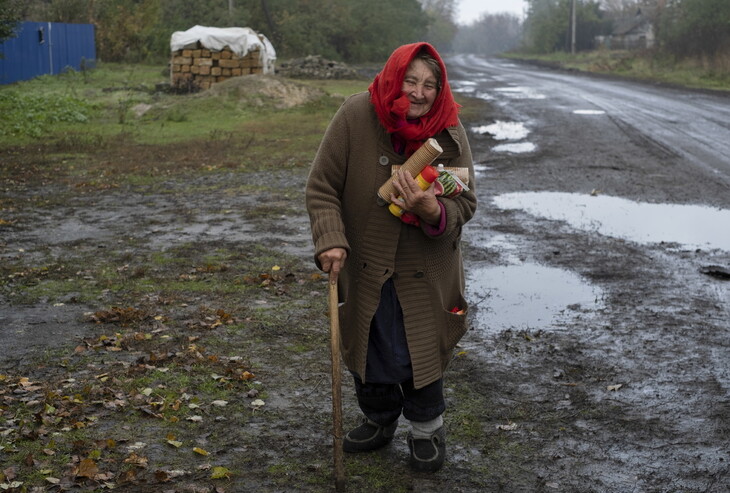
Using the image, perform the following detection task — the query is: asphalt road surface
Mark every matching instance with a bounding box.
[449,55,730,183]
[441,54,730,491]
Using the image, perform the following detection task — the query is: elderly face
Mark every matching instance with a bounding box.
[401,58,438,119]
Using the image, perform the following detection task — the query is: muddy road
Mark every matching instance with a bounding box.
[448,55,730,491]
[0,57,729,492]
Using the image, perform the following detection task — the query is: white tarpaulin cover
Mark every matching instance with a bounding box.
[171,25,276,73]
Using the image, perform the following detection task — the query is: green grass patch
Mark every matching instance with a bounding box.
[0,62,361,186]
[505,50,730,92]
[0,90,94,137]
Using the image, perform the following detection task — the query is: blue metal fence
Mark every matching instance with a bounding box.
[0,21,96,85]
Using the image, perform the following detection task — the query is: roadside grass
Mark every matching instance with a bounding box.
[505,49,730,92]
[0,62,368,191]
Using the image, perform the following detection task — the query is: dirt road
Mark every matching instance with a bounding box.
[1,58,728,492]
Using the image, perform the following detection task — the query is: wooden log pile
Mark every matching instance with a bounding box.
[170,43,265,91]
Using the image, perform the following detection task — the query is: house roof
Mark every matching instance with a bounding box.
[613,8,653,36]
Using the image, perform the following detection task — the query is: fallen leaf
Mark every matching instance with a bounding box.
[154,470,170,482]
[193,447,209,456]
[75,458,99,478]
[241,371,255,380]
[607,384,623,391]
[187,415,203,422]
[2,466,16,480]
[167,440,183,448]
[496,422,518,431]
[211,466,232,479]
[124,452,149,468]
[251,399,265,408]
[211,400,228,407]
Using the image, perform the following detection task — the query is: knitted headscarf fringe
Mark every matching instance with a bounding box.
[369,42,460,156]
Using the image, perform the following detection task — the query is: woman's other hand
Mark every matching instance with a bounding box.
[318,247,347,279]
[390,169,441,225]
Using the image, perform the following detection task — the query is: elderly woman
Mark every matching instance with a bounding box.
[306,42,477,472]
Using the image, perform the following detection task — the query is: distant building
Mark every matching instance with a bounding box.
[596,8,655,50]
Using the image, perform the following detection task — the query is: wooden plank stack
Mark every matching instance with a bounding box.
[170,43,265,91]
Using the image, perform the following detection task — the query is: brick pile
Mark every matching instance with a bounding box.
[170,44,265,91]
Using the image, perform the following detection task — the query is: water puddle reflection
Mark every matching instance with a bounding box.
[574,109,606,115]
[492,142,536,154]
[450,80,477,93]
[494,86,546,100]
[474,92,495,101]
[468,263,603,331]
[472,121,530,140]
[493,192,730,251]
[473,163,494,175]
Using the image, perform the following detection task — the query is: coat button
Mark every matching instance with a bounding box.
[379,155,389,166]
[414,271,424,278]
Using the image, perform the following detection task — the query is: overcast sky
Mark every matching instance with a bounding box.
[456,0,527,24]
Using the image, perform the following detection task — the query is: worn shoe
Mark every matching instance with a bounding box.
[407,426,446,472]
[343,417,398,453]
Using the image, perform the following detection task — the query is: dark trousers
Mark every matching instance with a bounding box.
[353,374,446,426]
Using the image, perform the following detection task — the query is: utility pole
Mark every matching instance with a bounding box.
[228,0,234,20]
[571,0,577,54]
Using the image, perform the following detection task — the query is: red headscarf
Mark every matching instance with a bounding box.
[369,42,460,156]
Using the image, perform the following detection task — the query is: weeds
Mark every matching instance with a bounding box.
[505,50,730,92]
[0,91,92,137]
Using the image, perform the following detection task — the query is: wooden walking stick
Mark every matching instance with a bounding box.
[328,272,346,491]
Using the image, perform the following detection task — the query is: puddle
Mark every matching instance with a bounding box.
[450,80,477,93]
[471,121,530,140]
[471,232,523,264]
[468,262,603,331]
[492,142,536,154]
[451,79,477,87]
[473,163,493,175]
[573,109,606,115]
[493,192,730,251]
[494,86,546,100]
[473,91,495,101]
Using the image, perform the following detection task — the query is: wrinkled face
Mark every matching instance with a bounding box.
[401,58,438,119]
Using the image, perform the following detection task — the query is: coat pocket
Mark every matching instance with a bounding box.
[439,294,469,357]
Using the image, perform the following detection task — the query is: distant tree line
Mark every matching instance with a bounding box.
[453,13,523,55]
[657,0,730,58]
[520,0,730,59]
[2,0,726,65]
[522,0,613,53]
[0,0,23,50]
[0,0,460,64]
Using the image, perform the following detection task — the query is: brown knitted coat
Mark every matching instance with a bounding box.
[306,91,477,389]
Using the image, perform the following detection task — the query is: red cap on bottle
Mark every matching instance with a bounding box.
[420,165,439,183]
